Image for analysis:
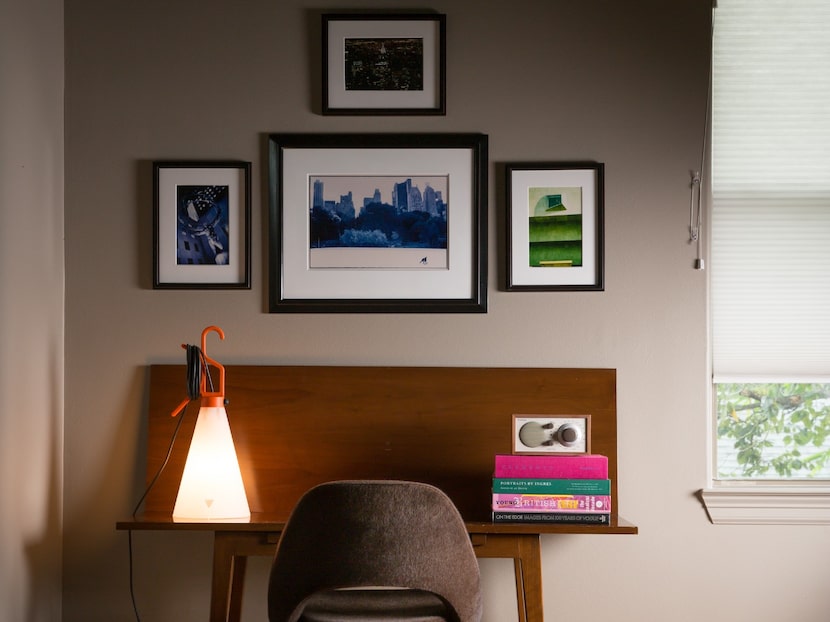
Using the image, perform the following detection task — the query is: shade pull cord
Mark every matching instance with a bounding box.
[688,3,715,271]
[689,171,704,270]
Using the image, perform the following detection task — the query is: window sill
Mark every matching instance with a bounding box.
[700,486,830,525]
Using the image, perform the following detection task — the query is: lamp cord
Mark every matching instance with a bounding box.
[128,399,191,622]
[127,344,215,622]
[186,343,215,399]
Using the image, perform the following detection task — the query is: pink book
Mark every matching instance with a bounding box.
[492,493,611,513]
[494,454,608,479]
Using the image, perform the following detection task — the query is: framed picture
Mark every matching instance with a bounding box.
[153,161,251,289]
[322,13,446,115]
[268,133,488,313]
[506,162,604,291]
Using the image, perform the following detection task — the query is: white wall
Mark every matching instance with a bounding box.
[0,0,65,621]
[63,1,830,621]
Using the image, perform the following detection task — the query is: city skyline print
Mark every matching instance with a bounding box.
[269,133,487,311]
[344,38,424,91]
[323,14,446,115]
[308,174,449,269]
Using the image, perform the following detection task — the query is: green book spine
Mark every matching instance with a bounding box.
[492,478,610,495]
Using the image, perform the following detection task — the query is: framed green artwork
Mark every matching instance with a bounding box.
[506,162,604,291]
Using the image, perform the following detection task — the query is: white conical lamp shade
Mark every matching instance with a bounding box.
[173,404,250,521]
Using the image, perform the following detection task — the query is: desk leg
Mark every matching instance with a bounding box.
[211,533,239,622]
[227,555,247,622]
[515,535,543,622]
[470,532,543,622]
[210,532,280,622]
[513,558,527,622]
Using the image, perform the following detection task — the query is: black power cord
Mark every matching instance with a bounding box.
[127,344,214,622]
[186,344,201,401]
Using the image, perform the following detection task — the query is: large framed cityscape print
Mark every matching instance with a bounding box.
[322,13,446,115]
[153,161,251,289]
[506,162,604,291]
[268,133,488,313]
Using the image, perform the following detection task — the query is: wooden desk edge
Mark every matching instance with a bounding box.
[117,513,638,535]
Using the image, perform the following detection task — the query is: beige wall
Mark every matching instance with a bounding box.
[62,1,830,621]
[1,0,65,621]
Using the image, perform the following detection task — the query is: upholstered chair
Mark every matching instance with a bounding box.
[268,480,483,622]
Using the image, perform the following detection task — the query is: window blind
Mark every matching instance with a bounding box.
[711,0,830,379]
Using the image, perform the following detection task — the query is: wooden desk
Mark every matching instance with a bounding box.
[118,512,637,622]
[123,365,638,621]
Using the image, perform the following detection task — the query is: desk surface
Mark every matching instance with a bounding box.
[118,512,638,535]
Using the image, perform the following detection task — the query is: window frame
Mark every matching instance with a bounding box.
[701,0,830,523]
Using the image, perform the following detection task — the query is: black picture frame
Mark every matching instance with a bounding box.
[322,13,446,116]
[268,133,488,313]
[153,160,251,289]
[506,162,605,291]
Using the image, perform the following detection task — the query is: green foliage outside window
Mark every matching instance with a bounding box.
[717,383,830,478]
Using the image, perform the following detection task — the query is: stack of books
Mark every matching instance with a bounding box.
[491,454,611,524]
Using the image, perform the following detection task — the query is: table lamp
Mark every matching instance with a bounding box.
[171,326,250,522]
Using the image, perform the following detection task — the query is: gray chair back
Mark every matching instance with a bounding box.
[268,480,483,622]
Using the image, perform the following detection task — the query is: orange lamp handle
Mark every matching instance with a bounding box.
[170,325,227,416]
[199,325,225,401]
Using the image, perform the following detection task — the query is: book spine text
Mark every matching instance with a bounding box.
[492,493,611,512]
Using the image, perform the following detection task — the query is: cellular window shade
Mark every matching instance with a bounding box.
[711,0,830,379]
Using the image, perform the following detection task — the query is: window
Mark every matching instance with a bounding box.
[716,382,830,479]
[704,0,830,523]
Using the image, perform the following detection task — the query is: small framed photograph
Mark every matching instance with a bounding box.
[512,415,592,455]
[268,133,488,313]
[322,13,446,115]
[153,161,251,289]
[506,162,604,291]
